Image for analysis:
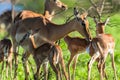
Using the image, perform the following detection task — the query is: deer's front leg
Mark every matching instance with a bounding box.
[22,51,30,80]
[34,61,42,80]
[67,53,75,80]
[13,41,18,80]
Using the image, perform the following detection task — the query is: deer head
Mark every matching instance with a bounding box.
[45,0,67,12]
[94,16,110,34]
[74,7,92,41]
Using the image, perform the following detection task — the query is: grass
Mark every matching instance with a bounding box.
[0,13,120,80]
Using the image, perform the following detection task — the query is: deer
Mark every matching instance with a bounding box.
[0,38,13,79]
[32,43,68,80]
[6,0,67,79]
[64,17,117,80]
[10,8,91,80]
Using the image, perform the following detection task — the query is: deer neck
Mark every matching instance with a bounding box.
[96,26,105,35]
[48,19,76,42]
[44,2,54,20]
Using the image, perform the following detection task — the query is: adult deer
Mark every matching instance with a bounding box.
[11,8,91,80]
[64,17,117,80]
[33,43,68,80]
[0,38,13,79]
[9,0,67,79]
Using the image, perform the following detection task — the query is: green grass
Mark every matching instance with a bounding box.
[0,13,120,80]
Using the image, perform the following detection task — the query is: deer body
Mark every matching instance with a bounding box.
[33,43,68,80]
[15,16,90,51]
[64,34,116,80]
[87,17,117,80]
[9,0,67,79]
[64,18,117,80]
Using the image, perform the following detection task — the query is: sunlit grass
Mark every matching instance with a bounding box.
[0,13,120,80]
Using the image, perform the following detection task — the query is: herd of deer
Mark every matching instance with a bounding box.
[0,0,118,80]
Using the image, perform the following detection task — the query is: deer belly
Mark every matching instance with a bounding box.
[15,33,27,43]
[15,33,34,51]
[32,33,48,48]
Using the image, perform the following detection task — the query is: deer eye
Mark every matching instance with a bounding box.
[84,17,86,20]
[81,21,85,27]
[54,0,56,2]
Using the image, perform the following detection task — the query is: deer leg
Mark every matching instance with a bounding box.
[56,63,63,80]
[13,43,18,79]
[72,54,79,80]
[110,52,117,80]
[22,52,30,80]
[60,55,68,80]
[1,61,4,79]
[49,56,60,80]
[6,61,9,78]
[102,63,108,79]
[34,61,42,80]
[10,60,13,79]
[67,53,75,80]
[97,61,107,80]
[100,53,108,80]
[100,58,104,80]
[7,52,13,79]
[50,63,60,80]
[43,62,48,80]
[88,53,99,80]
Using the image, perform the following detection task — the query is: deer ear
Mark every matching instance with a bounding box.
[74,7,79,16]
[104,17,110,26]
[93,16,98,24]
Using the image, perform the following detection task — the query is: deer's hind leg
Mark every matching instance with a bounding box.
[60,55,68,80]
[110,52,117,80]
[72,54,79,80]
[34,61,42,80]
[22,51,30,80]
[87,52,99,80]
[97,61,108,80]
[67,53,75,80]
[49,55,60,80]
[43,62,48,80]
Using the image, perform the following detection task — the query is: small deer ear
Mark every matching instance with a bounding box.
[74,7,79,16]
[93,16,98,24]
[104,17,110,26]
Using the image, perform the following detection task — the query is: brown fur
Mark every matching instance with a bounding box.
[9,0,67,79]
[33,43,68,80]
[0,38,13,79]
[13,9,91,79]
[14,0,67,23]
[64,18,117,80]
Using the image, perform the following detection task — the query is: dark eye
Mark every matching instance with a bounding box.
[84,17,86,20]
[54,0,56,2]
[82,21,85,27]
